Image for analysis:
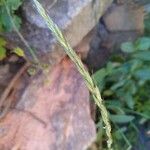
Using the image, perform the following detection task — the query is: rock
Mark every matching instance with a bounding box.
[74,28,96,59]
[0,65,10,94]
[103,3,145,32]
[0,65,9,81]
[85,21,141,71]
[8,55,19,63]
[0,57,96,150]
[5,0,113,67]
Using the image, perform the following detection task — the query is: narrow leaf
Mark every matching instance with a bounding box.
[110,114,135,124]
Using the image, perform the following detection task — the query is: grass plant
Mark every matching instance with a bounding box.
[33,0,113,149]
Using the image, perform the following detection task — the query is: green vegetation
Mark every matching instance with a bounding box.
[0,0,23,32]
[0,37,25,60]
[0,37,7,60]
[0,0,26,60]
[0,0,38,62]
[93,12,150,150]
[1,0,150,149]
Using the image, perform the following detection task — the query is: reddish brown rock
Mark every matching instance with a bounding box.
[0,58,96,150]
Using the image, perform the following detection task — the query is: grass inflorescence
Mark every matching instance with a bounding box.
[33,0,113,149]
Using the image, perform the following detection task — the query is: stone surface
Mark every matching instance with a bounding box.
[0,54,25,97]
[0,57,96,150]
[103,3,145,32]
[85,21,141,71]
[5,0,112,67]
[74,28,96,59]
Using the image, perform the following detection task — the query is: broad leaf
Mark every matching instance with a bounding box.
[6,0,22,11]
[13,15,21,30]
[111,80,126,91]
[92,68,106,85]
[13,47,25,57]
[1,12,12,31]
[134,69,150,80]
[121,42,134,53]
[133,51,150,61]
[135,37,150,51]
[130,59,143,72]
[124,93,134,109]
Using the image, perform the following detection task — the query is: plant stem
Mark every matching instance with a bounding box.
[33,0,113,149]
[114,123,132,150]
[5,3,39,63]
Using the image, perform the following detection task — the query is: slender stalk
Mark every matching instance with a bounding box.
[33,0,113,149]
[114,124,132,150]
[5,3,39,63]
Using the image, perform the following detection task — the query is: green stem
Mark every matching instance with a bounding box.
[114,123,132,150]
[5,3,39,63]
[124,108,150,119]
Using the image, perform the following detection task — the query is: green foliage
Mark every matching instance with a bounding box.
[121,42,134,53]
[0,0,23,32]
[0,37,26,60]
[13,47,25,57]
[110,115,135,124]
[93,14,150,150]
[0,37,7,60]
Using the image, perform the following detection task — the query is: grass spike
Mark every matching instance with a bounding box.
[33,0,113,149]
